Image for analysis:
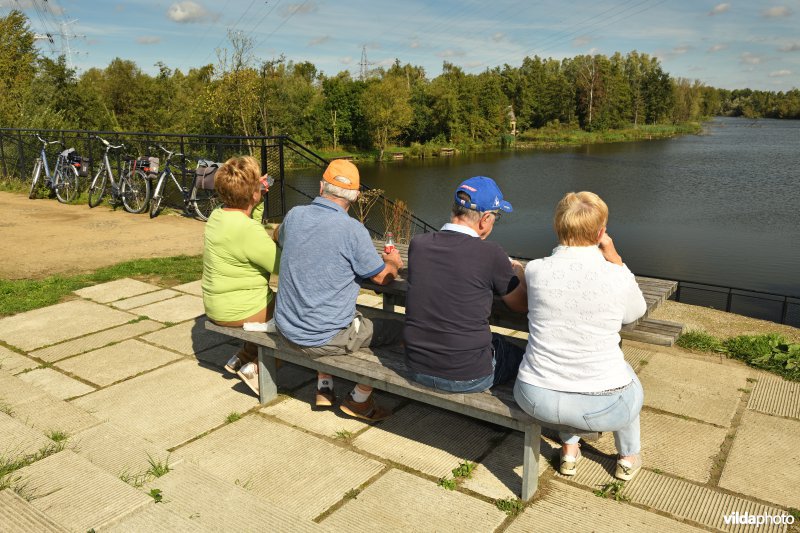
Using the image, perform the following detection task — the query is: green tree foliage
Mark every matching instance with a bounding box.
[4,11,798,158]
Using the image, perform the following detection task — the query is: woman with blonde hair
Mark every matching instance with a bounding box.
[202,155,279,393]
[514,191,647,480]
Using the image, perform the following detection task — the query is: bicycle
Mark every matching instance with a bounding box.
[87,136,151,213]
[28,134,82,203]
[148,144,221,221]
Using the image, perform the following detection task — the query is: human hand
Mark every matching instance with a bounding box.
[382,248,403,270]
[598,233,623,266]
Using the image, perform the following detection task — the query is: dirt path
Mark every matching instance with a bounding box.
[0,191,205,279]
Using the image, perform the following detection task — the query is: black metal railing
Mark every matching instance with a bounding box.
[0,127,436,238]
[638,274,800,328]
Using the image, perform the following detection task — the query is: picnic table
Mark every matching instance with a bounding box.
[365,240,681,345]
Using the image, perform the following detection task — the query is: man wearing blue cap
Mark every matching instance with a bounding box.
[404,176,528,393]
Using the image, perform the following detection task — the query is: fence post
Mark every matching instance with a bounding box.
[675,282,681,302]
[17,130,26,178]
[279,136,286,217]
[781,298,789,325]
[726,289,733,313]
[0,133,7,178]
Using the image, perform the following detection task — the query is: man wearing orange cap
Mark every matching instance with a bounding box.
[274,159,404,421]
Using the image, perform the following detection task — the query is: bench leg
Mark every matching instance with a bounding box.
[521,424,541,501]
[382,294,395,312]
[257,346,278,405]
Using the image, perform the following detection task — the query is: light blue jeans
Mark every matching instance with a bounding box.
[513,363,643,456]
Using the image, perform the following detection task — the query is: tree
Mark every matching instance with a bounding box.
[0,10,37,127]
[361,75,412,159]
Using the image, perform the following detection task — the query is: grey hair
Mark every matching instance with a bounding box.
[321,179,359,203]
[451,191,482,223]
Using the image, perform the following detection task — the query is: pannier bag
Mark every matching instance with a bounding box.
[196,161,220,190]
[132,156,159,177]
[64,148,89,177]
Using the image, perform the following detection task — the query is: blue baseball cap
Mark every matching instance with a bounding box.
[454,176,513,213]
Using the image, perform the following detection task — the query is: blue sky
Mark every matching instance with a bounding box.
[3,0,799,90]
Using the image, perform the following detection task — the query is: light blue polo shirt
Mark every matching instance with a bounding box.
[275,196,385,346]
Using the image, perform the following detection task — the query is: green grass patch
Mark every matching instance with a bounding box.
[0,255,202,317]
[146,454,170,478]
[45,430,69,443]
[495,497,525,517]
[225,412,242,424]
[437,477,456,490]
[451,460,477,479]
[594,480,630,502]
[148,488,163,503]
[0,441,66,490]
[333,429,354,441]
[678,330,800,381]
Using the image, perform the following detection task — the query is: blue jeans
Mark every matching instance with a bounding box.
[513,363,643,456]
[411,334,524,393]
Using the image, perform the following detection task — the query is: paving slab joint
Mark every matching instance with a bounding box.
[707,379,753,486]
[313,464,393,523]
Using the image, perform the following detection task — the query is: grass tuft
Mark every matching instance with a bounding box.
[333,429,354,441]
[495,497,525,516]
[344,488,360,500]
[594,480,630,502]
[45,430,69,443]
[225,412,242,424]
[451,460,477,479]
[676,330,725,352]
[148,488,163,503]
[146,454,170,478]
[437,477,456,490]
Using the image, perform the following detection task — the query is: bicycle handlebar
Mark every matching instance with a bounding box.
[94,136,124,150]
[149,144,183,159]
[34,134,63,147]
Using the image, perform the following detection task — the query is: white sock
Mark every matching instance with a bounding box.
[350,386,370,403]
[318,377,333,390]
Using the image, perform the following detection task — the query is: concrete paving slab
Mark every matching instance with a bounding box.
[171,280,202,296]
[29,320,162,363]
[0,345,37,374]
[194,343,237,368]
[0,370,47,407]
[322,468,506,533]
[622,344,656,372]
[177,416,384,521]
[72,422,181,483]
[130,295,205,324]
[274,362,316,391]
[0,300,135,351]
[16,450,151,531]
[111,289,180,310]
[0,490,68,533]
[638,351,751,426]
[587,410,728,483]
[460,432,556,500]
[262,382,403,437]
[55,339,182,387]
[141,462,323,532]
[507,481,704,533]
[17,368,95,400]
[566,452,791,533]
[747,376,800,420]
[719,410,800,508]
[140,318,229,355]
[352,403,504,478]
[72,360,255,449]
[103,502,207,532]
[74,278,163,303]
[355,293,383,308]
[12,393,102,435]
[0,413,53,463]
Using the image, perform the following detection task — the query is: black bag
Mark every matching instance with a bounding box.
[65,149,89,177]
[195,162,219,190]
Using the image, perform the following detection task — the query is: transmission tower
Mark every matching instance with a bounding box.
[359,45,371,81]
[58,20,85,70]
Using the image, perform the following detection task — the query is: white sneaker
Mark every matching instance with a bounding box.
[559,448,581,476]
[615,455,642,481]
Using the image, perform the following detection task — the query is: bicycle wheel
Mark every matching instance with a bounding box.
[191,185,221,221]
[55,164,79,203]
[121,170,151,214]
[88,168,108,208]
[149,176,165,218]
[29,159,42,199]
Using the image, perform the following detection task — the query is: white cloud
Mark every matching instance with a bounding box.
[136,36,161,45]
[708,44,728,52]
[779,42,800,52]
[673,45,691,54]
[279,1,319,17]
[740,52,762,65]
[409,40,420,49]
[339,56,353,65]
[308,36,330,46]
[762,6,791,18]
[492,32,506,43]
[769,69,791,77]
[167,1,214,23]
[709,3,730,15]
[436,49,466,58]
[572,35,591,47]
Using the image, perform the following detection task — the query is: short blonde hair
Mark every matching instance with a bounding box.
[554,191,609,246]
[216,156,260,209]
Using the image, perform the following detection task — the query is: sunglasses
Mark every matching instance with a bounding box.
[485,210,502,220]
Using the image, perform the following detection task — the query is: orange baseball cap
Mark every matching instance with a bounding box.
[322,159,360,190]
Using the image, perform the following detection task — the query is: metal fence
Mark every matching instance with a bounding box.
[639,275,800,328]
[0,127,436,238]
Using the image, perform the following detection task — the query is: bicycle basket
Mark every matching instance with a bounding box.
[195,162,220,190]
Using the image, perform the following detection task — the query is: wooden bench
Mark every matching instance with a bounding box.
[205,305,543,500]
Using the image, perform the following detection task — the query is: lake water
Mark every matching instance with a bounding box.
[356,117,800,300]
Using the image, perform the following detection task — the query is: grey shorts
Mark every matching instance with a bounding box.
[284,311,404,357]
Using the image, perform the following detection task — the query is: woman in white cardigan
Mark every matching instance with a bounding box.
[514,191,647,480]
